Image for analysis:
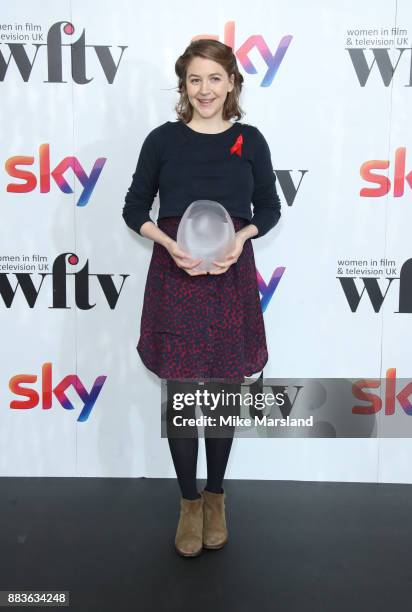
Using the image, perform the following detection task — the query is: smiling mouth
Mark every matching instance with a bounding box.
[198,99,215,105]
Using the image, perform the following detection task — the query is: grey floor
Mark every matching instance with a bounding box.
[1,477,411,611]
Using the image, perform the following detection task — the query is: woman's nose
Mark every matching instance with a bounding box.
[200,81,210,94]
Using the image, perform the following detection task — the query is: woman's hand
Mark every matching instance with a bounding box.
[209,233,246,275]
[165,240,208,276]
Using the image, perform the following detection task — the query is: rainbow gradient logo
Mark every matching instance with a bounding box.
[6,144,106,206]
[193,21,293,87]
[360,147,412,198]
[353,368,412,415]
[9,362,107,422]
[258,267,285,312]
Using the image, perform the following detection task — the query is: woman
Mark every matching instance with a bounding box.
[122,39,281,557]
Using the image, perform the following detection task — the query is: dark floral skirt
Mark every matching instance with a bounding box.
[136,216,268,383]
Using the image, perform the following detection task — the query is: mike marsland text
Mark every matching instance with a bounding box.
[172,415,314,428]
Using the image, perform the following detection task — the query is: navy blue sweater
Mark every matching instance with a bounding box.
[122,120,281,239]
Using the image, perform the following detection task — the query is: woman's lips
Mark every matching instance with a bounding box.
[198,99,215,106]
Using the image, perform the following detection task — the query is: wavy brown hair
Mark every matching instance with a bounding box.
[174,39,245,123]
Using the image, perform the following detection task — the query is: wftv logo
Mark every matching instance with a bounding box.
[0,21,127,83]
[338,258,412,312]
[0,253,129,309]
[9,362,106,422]
[360,147,412,198]
[347,46,412,86]
[0,252,283,312]
[6,144,106,207]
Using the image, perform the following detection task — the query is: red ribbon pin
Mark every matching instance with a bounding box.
[230,133,243,157]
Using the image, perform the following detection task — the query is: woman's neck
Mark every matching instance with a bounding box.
[186,116,232,134]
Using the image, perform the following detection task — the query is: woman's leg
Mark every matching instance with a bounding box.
[203,381,241,493]
[204,437,234,493]
[166,380,201,500]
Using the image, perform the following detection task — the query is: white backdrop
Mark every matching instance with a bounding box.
[1,0,411,482]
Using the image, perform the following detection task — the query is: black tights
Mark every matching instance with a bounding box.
[166,380,241,500]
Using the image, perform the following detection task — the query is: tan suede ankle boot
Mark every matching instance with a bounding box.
[201,489,228,549]
[174,495,204,557]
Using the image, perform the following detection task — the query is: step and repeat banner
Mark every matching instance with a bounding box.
[1,0,411,481]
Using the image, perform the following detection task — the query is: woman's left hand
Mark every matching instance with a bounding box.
[208,233,246,275]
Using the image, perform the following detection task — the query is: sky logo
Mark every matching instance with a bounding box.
[360,147,412,198]
[257,267,285,312]
[5,144,106,206]
[9,362,106,422]
[193,21,293,87]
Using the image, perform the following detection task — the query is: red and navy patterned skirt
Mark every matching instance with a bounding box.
[136,216,268,383]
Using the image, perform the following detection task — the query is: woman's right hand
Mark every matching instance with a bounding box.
[165,240,208,276]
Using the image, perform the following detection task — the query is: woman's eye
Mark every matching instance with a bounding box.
[190,77,220,84]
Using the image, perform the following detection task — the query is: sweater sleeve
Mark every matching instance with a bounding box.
[122,130,160,236]
[249,128,281,239]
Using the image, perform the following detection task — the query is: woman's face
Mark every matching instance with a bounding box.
[185,56,234,122]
